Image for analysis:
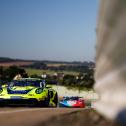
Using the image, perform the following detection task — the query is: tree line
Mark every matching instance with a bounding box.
[0,66,94,90]
[23,61,95,73]
[0,66,28,83]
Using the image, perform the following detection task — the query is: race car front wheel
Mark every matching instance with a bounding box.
[39,97,50,107]
[53,93,58,107]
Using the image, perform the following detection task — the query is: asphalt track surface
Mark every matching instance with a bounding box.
[0,107,86,126]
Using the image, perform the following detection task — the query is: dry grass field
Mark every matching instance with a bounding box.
[46,63,78,67]
[25,68,79,76]
[0,61,33,67]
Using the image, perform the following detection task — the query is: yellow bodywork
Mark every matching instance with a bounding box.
[0,78,58,107]
[0,86,47,101]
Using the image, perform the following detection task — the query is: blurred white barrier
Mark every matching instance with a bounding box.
[95,0,126,120]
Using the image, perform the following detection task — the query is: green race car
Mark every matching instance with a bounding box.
[0,78,58,107]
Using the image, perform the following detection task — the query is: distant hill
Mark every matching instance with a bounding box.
[0,57,34,67]
[0,57,95,68]
[0,57,36,63]
[0,57,15,62]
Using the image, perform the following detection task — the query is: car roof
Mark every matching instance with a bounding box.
[63,96,83,100]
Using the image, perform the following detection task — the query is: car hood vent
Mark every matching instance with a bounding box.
[7,88,32,94]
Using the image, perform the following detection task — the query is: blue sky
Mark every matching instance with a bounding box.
[0,0,98,61]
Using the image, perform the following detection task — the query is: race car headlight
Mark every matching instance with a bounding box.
[35,88,43,94]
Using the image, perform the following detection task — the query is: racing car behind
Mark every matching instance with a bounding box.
[59,96,85,108]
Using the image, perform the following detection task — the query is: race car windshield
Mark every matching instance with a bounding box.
[64,97,79,100]
[9,80,42,87]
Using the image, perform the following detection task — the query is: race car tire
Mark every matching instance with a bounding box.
[53,93,58,107]
[38,97,50,107]
[39,92,50,107]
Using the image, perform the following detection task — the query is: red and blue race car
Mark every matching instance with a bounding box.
[59,96,85,108]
